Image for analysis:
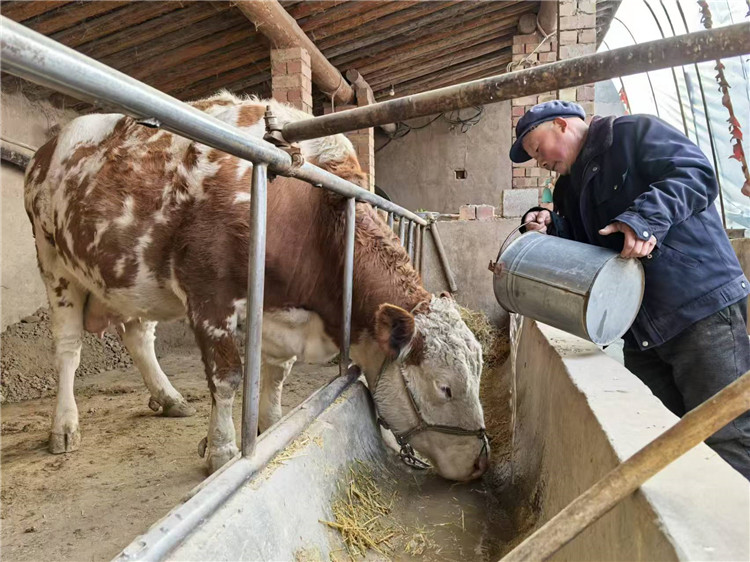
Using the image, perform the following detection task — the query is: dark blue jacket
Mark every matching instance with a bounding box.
[529,114,748,350]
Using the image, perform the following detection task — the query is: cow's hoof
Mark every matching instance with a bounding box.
[161,397,195,418]
[49,430,80,454]
[206,444,239,474]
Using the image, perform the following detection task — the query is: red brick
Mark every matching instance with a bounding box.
[513,178,538,188]
[524,44,538,54]
[512,106,525,117]
[513,168,525,177]
[578,28,596,44]
[559,30,578,43]
[517,33,541,44]
[559,1,577,17]
[272,89,288,102]
[270,61,286,75]
[286,60,303,74]
[539,52,557,63]
[476,205,495,221]
[286,89,302,102]
[459,205,476,221]
[512,43,525,55]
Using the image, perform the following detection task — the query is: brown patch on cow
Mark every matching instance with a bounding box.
[62,143,98,169]
[27,136,58,184]
[374,304,416,359]
[190,98,233,112]
[183,144,199,169]
[54,278,69,297]
[237,104,264,128]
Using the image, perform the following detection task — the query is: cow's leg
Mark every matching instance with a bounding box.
[117,319,195,417]
[41,268,87,454]
[192,317,242,473]
[259,356,295,433]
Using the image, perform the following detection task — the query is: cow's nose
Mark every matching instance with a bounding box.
[470,452,489,479]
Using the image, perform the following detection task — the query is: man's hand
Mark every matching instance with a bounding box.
[599,221,657,258]
[523,209,552,234]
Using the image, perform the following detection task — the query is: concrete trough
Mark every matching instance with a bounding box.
[116,317,749,561]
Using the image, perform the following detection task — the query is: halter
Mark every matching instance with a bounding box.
[372,355,489,470]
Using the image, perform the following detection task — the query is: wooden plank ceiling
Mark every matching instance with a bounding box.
[1,1,613,114]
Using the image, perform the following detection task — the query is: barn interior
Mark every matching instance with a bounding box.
[1,1,749,561]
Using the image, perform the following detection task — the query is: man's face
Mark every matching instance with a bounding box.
[521,117,579,175]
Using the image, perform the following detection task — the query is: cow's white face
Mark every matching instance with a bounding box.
[372,296,488,481]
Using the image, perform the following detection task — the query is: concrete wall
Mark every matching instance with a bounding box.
[420,218,519,325]
[1,88,79,330]
[374,102,512,214]
[512,319,749,561]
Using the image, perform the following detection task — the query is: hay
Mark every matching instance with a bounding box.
[321,463,401,560]
[457,305,509,370]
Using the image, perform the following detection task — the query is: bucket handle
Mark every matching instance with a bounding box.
[492,221,534,268]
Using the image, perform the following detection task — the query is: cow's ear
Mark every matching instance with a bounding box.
[375,304,416,360]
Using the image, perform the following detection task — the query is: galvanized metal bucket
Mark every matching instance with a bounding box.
[491,232,644,345]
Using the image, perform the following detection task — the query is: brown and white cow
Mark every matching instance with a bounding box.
[24,92,488,481]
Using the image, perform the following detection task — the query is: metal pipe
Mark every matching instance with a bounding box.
[407,220,415,263]
[0,17,426,226]
[281,23,750,141]
[415,225,423,275]
[340,198,355,378]
[398,218,407,247]
[387,212,394,230]
[430,222,458,293]
[241,164,268,457]
[115,368,361,562]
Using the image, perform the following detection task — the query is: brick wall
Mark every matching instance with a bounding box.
[556,0,596,117]
[270,47,312,114]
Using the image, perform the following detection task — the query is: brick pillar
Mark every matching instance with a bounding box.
[271,47,312,114]
[557,0,596,117]
[506,19,558,217]
[324,104,375,193]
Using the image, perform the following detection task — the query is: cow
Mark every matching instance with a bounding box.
[24,92,489,481]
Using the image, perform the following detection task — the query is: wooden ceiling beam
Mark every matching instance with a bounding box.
[356,16,522,77]
[320,1,472,58]
[75,2,230,60]
[50,2,184,49]
[147,39,269,93]
[119,23,255,82]
[100,11,241,70]
[297,1,389,35]
[368,36,513,91]
[233,0,354,104]
[287,1,345,23]
[171,62,272,101]
[301,1,418,41]
[329,1,527,69]
[19,1,130,36]
[0,1,70,22]
[376,57,512,100]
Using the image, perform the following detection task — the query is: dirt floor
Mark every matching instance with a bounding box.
[1,314,335,562]
[1,308,513,562]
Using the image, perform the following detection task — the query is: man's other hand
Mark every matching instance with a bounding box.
[599,221,657,258]
[523,209,552,234]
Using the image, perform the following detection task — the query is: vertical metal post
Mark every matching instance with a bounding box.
[398,217,407,246]
[415,225,423,274]
[340,197,356,378]
[407,220,415,262]
[387,212,394,230]
[430,221,458,293]
[241,163,268,457]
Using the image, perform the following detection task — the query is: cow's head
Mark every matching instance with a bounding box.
[371,295,488,481]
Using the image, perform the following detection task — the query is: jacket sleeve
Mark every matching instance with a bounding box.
[520,206,571,239]
[613,117,719,244]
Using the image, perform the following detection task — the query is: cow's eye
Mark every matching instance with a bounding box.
[440,385,452,400]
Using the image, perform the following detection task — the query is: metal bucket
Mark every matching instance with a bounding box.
[491,232,644,345]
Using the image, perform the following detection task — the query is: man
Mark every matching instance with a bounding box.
[511,100,750,479]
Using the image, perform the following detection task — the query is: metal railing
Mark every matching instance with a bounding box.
[0,17,425,461]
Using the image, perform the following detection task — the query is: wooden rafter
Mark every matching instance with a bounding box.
[234,0,355,104]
